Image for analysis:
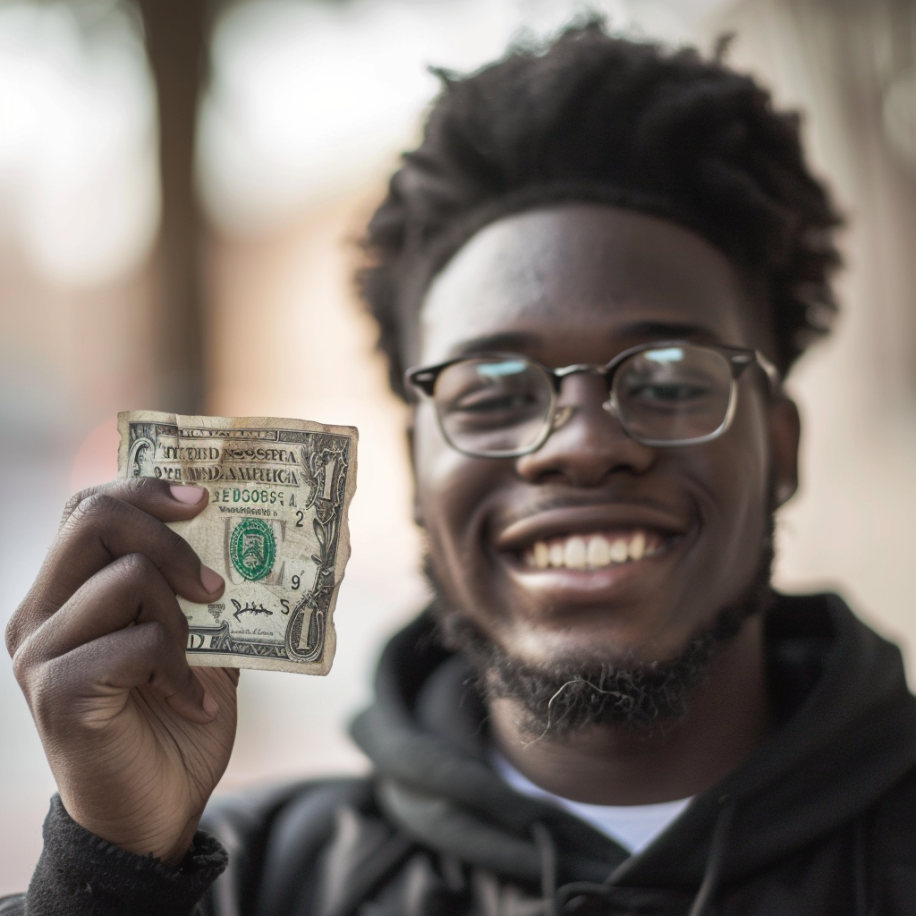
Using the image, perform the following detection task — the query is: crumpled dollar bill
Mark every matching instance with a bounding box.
[118,410,358,675]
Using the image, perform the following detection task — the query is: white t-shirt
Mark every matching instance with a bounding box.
[493,751,692,855]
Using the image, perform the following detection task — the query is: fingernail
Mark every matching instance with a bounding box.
[170,484,206,505]
[202,692,219,718]
[200,564,224,593]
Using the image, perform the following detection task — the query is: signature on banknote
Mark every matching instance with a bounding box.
[231,600,273,621]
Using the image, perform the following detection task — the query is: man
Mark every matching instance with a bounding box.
[5,20,916,916]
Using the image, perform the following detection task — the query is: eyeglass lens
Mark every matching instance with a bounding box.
[435,357,553,455]
[432,346,734,455]
[615,346,733,444]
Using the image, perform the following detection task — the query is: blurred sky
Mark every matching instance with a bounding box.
[1,0,915,896]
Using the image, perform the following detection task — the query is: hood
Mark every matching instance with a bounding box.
[350,593,916,890]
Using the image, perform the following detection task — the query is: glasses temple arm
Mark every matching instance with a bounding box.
[754,351,782,394]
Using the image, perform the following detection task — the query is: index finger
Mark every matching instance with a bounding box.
[7,479,222,656]
[59,477,209,530]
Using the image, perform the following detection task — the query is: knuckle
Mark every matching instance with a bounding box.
[5,596,38,659]
[114,553,162,611]
[10,638,49,698]
[181,663,198,695]
[10,608,60,685]
[58,486,102,529]
[121,475,164,500]
[19,659,61,725]
[118,550,157,584]
[64,492,120,535]
[168,650,197,697]
[174,612,191,646]
[118,554,182,627]
[10,642,32,687]
[160,525,196,569]
[4,613,21,659]
[138,622,190,686]
[141,620,171,654]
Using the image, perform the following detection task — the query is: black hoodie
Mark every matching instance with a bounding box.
[4,592,916,916]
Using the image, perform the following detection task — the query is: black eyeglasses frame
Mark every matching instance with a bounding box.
[404,340,781,457]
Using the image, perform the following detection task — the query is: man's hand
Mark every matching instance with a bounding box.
[5,478,239,866]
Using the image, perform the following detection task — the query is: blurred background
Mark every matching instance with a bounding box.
[1,0,915,895]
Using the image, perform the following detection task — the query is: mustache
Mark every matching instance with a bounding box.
[422,495,778,740]
[490,489,691,522]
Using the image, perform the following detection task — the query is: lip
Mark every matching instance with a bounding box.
[504,551,673,604]
[491,502,693,608]
[493,503,690,554]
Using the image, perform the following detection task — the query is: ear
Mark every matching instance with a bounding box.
[768,395,801,507]
[405,409,425,528]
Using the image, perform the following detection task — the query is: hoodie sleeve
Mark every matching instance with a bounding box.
[0,796,228,916]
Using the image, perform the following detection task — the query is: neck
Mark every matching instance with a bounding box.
[489,614,773,805]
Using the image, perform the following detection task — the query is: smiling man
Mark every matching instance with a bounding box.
[6,20,916,916]
[408,204,788,803]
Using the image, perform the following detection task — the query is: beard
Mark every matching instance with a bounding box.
[426,512,776,740]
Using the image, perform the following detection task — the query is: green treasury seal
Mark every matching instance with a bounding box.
[230,518,277,581]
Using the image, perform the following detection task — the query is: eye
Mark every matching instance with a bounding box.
[627,382,715,403]
[452,391,539,413]
[436,359,547,422]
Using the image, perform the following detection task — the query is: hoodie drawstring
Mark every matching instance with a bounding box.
[854,812,870,916]
[686,795,735,916]
[318,831,415,916]
[532,822,559,916]
[537,796,735,916]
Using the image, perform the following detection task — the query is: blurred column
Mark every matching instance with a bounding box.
[138,0,209,413]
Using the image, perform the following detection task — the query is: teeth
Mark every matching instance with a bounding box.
[564,536,587,569]
[534,541,550,569]
[629,530,646,561]
[525,529,663,571]
[586,535,610,567]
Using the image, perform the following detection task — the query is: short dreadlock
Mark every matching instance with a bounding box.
[359,19,843,397]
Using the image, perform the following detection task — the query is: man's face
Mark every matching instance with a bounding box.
[412,204,799,677]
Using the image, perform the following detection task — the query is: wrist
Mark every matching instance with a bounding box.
[27,796,227,916]
[60,793,199,865]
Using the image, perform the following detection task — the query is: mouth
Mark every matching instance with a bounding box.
[519,528,667,571]
[493,504,689,595]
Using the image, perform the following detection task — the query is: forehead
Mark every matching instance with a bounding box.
[419,204,763,364]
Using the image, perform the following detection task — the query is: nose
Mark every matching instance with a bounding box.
[515,374,657,486]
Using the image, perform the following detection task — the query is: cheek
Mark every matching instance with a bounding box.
[413,409,502,597]
[692,399,773,582]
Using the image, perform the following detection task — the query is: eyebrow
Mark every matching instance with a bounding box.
[615,320,723,343]
[449,331,542,357]
[448,322,722,358]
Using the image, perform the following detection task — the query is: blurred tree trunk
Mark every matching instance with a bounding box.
[138,0,209,414]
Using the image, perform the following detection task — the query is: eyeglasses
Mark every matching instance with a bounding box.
[405,341,780,458]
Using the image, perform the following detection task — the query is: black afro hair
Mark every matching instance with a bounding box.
[359,19,843,397]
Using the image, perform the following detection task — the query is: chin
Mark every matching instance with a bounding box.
[425,532,775,739]
[493,607,704,671]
